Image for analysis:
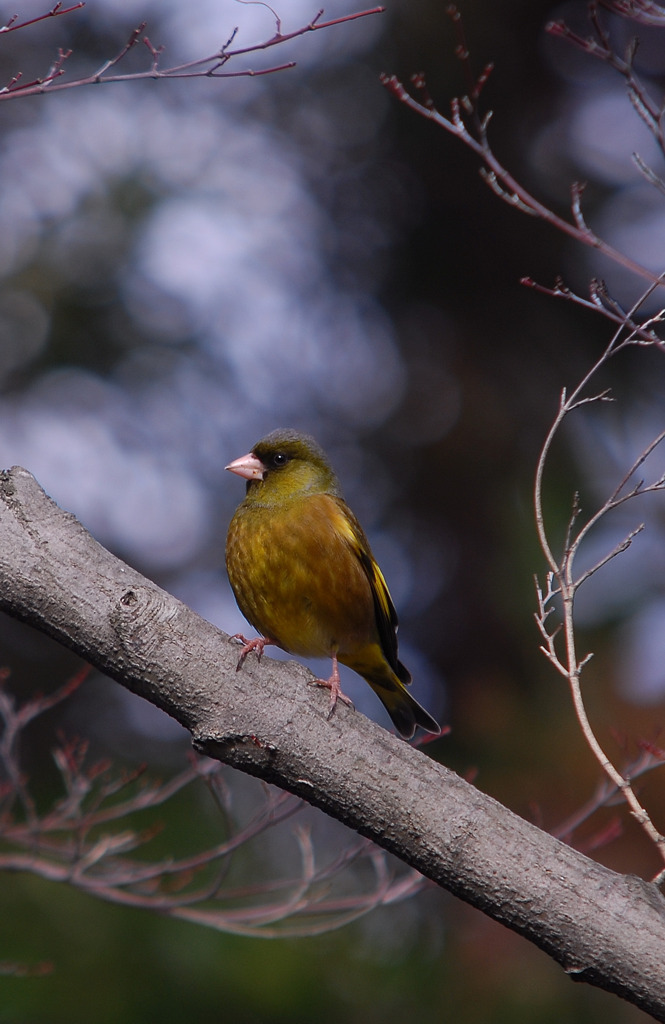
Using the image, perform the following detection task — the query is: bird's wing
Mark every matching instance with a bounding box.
[330,496,405,679]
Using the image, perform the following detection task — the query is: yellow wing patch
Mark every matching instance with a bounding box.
[328,496,406,681]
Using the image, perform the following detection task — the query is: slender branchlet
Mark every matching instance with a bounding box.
[0,5,385,99]
[0,667,424,948]
[384,3,665,875]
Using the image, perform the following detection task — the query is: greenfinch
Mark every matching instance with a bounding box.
[225,429,440,739]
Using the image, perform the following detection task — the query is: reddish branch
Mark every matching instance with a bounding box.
[548,2,665,161]
[522,276,665,348]
[0,2,84,36]
[553,744,665,847]
[0,667,423,936]
[532,313,665,879]
[381,3,665,291]
[382,1,665,879]
[0,5,384,99]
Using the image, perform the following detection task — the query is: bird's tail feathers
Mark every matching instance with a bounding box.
[367,674,440,740]
[340,647,439,739]
[395,658,412,686]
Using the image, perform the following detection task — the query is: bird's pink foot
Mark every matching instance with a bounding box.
[231,634,276,671]
[309,652,355,720]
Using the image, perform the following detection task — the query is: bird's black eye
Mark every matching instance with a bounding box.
[268,452,289,469]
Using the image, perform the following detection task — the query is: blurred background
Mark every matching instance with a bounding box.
[1,0,665,1021]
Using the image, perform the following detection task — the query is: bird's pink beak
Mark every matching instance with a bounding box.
[225,451,265,481]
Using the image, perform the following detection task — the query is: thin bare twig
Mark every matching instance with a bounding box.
[598,0,665,26]
[381,4,665,290]
[522,277,665,347]
[553,744,665,843]
[0,3,84,35]
[533,300,665,871]
[548,1,665,153]
[380,4,665,874]
[0,7,384,100]
[0,667,424,935]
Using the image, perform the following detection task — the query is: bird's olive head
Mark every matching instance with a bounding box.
[226,429,341,499]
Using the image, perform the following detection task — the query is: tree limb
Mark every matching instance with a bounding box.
[1,466,665,1020]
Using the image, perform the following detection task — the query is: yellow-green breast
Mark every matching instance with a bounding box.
[226,490,377,660]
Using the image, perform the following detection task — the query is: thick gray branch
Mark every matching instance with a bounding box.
[1,466,664,1020]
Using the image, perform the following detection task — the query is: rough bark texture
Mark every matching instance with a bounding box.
[1,465,665,1019]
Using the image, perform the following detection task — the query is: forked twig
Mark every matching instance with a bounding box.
[0,6,384,99]
[0,667,425,934]
[533,303,665,873]
[0,3,84,35]
[381,4,665,290]
[382,2,665,874]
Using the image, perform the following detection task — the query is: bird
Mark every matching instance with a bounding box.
[225,428,440,739]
